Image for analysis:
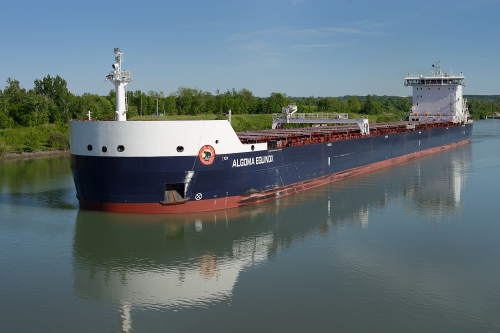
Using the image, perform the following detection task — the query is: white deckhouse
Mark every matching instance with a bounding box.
[405,61,469,124]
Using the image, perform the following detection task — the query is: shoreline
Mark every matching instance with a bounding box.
[0,149,70,161]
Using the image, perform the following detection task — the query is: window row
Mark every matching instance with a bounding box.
[406,79,463,85]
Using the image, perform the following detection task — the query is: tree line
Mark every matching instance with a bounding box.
[466,97,500,119]
[1,75,498,129]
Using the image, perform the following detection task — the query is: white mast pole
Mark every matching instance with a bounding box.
[106,48,133,121]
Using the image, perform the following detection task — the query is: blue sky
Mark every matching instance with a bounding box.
[1,0,499,97]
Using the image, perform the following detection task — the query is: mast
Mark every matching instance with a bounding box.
[106,48,133,121]
[433,59,441,76]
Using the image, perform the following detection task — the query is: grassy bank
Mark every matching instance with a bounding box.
[0,124,69,156]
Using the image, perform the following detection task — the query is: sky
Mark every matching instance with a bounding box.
[1,0,499,98]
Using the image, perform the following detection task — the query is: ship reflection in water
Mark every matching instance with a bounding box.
[404,147,470,222]
[72,145,471,332]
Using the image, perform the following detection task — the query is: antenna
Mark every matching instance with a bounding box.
[434,59,441,76]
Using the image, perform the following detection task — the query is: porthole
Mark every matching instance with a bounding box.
[87,144,93,151]
[251,145,255,151]
[102,146,107,153]
[117,145,125,152]
[177,146,184,153]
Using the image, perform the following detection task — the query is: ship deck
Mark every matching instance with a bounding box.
[236,121,457,149]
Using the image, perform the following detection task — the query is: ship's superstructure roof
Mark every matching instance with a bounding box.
[405,62,466,87]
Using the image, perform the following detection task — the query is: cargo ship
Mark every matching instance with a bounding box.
[69,50,473,214]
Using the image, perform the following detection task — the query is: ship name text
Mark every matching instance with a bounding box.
[232,155,274,168]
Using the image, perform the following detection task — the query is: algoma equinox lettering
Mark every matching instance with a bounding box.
[232,155,274,167]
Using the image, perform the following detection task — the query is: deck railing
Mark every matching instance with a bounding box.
[272,112,348,120]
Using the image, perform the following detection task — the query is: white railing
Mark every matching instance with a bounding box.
[404,80,466,86]
[273,112,348,120]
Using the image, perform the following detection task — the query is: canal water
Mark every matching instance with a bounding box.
[1,120,499,332]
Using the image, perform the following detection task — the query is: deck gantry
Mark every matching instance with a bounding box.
[272,103,370,134]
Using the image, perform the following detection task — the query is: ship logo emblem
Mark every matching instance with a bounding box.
[199,145,215,165]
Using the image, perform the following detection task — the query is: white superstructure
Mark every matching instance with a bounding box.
[405,61,469,123]
[106,48,133,121]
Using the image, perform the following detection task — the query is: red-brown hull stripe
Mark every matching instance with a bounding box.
[79,139,470,214]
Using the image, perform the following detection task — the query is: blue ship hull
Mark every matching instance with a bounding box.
[71,123,472,213]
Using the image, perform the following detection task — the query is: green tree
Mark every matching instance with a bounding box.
[317,98,332,111]
[0,88,13,128]
[4,78,27,125]
[176,87,205,115]
[34,74,71,123]
[79,93,114,120]
[361,95,382,115]
[203,92,217,114]
[165,93,177,115]
[265,92,288,114]
[347,96,361,113]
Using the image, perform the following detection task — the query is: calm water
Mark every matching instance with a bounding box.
[1,120,500,332]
